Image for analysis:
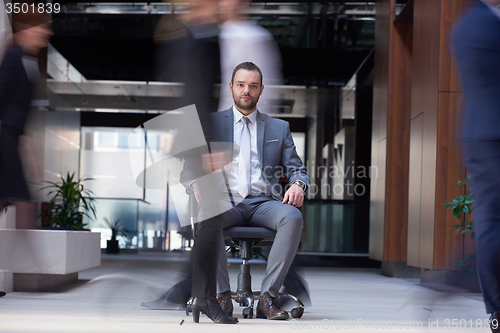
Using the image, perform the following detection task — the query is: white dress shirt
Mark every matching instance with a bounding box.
[218,20,283,114]
[226,106,267,197]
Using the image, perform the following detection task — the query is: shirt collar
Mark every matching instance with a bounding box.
[233,105,258,125]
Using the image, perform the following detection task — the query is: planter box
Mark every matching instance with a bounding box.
[0,230,101,291]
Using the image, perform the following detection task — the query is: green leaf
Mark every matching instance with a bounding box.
[461,227,472,234]
[453,207,463,219]
[471,231,475,240]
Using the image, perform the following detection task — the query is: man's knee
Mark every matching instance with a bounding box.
[278,207,304,231]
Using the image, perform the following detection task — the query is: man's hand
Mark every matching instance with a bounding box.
[282,183,304,207]
[202,151,230,173]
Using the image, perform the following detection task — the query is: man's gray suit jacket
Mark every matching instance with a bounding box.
[181,107,310,200]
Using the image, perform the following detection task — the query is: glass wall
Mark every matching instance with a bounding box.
[301,199,369,254]
[81,126,184,250]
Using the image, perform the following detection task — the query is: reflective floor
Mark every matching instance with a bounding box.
[0,253,489,332]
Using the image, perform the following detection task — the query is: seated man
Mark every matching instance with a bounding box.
[188,62,309,320]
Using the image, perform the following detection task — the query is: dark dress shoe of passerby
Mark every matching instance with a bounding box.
[256,292,289,320]
[192,297,238,324]
[0,291,6,297]
[490,312,500,333]
[217,291,233,316]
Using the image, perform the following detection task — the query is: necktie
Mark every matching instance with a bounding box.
[238,116,251,197]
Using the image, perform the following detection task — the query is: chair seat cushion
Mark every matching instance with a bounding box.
[223,227,276,240]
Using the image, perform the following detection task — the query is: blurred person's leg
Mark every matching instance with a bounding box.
[0,129,29,202]
[0,128,31,222]
[216,235,232,294]
[190,207,239,324]
[215,201,246,295]
[191,218,224,298]
[464,141,500,314]
[14,201,37,229]
[192,206,242,298]
[213,201,245,316]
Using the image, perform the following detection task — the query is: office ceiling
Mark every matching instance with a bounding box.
[50,1,382,86]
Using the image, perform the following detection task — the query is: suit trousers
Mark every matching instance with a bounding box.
[213,194,304,297]
[464,141,500,313]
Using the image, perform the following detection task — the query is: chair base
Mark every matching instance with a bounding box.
[185,229,307,319]
[230,291,304,319]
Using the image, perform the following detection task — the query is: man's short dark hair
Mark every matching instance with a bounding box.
[231,62,263,85]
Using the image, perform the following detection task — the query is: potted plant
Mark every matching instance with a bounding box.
[443,174,475,272]
[40,172,96,230]
[102,217,129,254]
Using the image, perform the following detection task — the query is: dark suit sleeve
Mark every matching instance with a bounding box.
[180,155,204,188]
[0,48,16,120]
[281,122,310,190]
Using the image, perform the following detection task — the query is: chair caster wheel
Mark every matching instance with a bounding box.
[186,304,192,316]
[291,307,303,318]
[242,307,253,319]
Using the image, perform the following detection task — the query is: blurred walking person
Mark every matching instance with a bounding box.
[454,0,500,332]
[217,0,283,114]
[153,0,237,324]
[0,11,52,214]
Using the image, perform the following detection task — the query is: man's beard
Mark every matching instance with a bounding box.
[234,95,257,111]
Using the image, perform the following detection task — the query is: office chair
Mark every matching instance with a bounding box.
[185,188,305,319]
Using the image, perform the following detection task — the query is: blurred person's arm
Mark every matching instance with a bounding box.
[0,46,16,121]
[180,155,203,189]
[180,150,231,204]
[18,134,43,184]
[281,122,309,207]
[281,123,310,189]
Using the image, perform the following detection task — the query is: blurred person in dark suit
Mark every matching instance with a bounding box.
[454,0,500,331]
[155,0,220,142]
[0,7,51,297]
[0,11,52,214]
[153,0,238,324]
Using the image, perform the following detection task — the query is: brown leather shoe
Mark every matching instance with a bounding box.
[256,292,289,320]
[217,292,233,317]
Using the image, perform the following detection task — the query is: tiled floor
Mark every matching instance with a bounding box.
[0,253,490,332]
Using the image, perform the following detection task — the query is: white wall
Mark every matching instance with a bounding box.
[0,0,12,61]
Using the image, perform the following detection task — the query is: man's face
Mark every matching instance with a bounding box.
[30,22,53,50]
[230,69,264,112]
[16,21,53,52]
